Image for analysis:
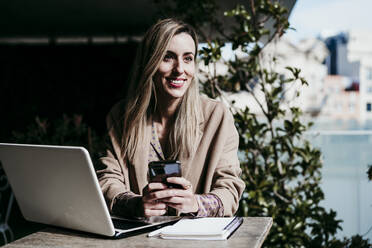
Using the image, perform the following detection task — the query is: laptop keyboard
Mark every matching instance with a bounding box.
[112,218,150,230]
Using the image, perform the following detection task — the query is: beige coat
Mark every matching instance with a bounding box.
[97,96,245,216]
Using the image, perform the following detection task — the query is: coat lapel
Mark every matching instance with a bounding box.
[180,109,205,181]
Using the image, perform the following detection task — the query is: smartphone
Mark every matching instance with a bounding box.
[148,160,182,189]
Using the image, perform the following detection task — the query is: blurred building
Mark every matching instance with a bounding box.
[224,31,372,123]
[222,37,329,116]
[324,31,372,121]
[320,75,360,120]
[267,37,329,115]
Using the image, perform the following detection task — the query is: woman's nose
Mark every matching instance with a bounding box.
[173,59,184,74]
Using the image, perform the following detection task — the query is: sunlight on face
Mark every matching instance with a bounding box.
[154,32,196,102]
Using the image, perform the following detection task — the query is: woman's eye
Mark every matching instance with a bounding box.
[164,54,173,61]
[184,56,193,63]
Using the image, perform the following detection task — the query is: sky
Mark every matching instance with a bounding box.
[286,0,372,41]
[212,0,372,60]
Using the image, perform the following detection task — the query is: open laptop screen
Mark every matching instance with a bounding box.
[0,143,180,238]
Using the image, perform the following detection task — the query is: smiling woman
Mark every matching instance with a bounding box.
[96,18,245,218]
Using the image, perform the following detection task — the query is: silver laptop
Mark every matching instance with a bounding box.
[0,143,180,238]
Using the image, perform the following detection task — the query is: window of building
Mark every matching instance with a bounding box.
[367,67,372,81]
[350,92,356,101]
[335,102,342,112]
[349,103,355,112]
[367,103,372,112]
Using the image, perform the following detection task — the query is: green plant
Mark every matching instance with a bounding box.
[11,114,105,166]
[155,0,371,247]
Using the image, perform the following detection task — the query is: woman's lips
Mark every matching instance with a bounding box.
[167,78,186,88]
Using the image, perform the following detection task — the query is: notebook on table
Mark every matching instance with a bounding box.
[0,143,180,239]
[148,216,243,240]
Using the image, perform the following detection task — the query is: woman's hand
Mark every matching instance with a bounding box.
[142,182,168,217]
[141,177,199,217]
[161,177,198,214]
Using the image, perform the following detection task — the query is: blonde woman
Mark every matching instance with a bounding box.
[97,18,245,218]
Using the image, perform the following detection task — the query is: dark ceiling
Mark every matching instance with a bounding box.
[0,0,158,37]
[0,0,296,39]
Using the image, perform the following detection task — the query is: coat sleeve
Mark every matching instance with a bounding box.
[96,104,142,217]
[207,103,246,216]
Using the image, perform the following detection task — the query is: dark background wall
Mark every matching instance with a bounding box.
[0,42,138,141]
[0,42,138,242]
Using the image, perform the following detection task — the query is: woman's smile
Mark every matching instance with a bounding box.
[167,77,187,88]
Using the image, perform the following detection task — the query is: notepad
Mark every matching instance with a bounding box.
[153,217,243,240]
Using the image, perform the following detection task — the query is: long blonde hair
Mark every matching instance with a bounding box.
[121,18,201,161]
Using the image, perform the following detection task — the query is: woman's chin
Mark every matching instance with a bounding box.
[162,85,188,99]
[164,89,186,100]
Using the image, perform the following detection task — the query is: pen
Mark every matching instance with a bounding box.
[224,216,239,231]
[147,226,170,237]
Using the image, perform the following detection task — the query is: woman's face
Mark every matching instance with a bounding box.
[154,32,196,101]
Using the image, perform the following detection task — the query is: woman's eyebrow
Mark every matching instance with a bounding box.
[183,52,195,56]
[166,50,195,56]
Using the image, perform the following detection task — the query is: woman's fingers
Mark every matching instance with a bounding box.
[158,187,198,213]
[143,182,167,194]
[165,202,186,211]
[143,201,167,210]
[164,196,198,213]
[148,188,193,200]
[166,177,192,190]
[142,198,167,217]
[143,208,167,217]
[142,182,168,202]
[162,196,191,204]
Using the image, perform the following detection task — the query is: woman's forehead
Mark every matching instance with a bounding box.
[167,32,196,55]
